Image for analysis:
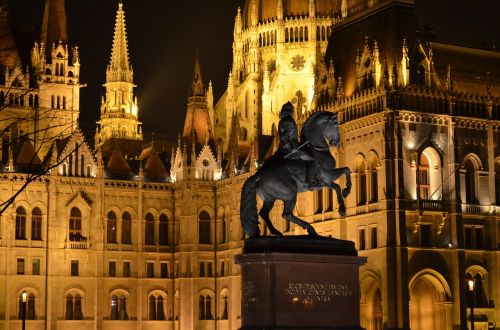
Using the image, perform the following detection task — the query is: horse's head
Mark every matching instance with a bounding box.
[301,111,341,149]
[324,113,341,148]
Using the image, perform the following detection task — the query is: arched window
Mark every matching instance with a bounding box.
[145,213,155,245]
[221,216,227,243]
[419,153,430,200]
[159,214,168,246]
[18,293,36,320]
[34,95,39,107]
[65,293,83,320]
[110,294,128,320]
[356,158,367,205]
[69,207,82,242]
[367,156,378,203]
[464,158,477,204]
[31,208,42,241]
[199,211,211,244]
[122,212,132,244]
[107,211,117,243]
[15,207,26,240]
[29,94,34,107]
[148,294,166,320]
[221,291,229,320]
[199,294,213,320]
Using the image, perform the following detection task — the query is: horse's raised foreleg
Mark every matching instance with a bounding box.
[282,197,317,236]
[325,181,346,217]
[336,167,352,197]
[259,199,283,237]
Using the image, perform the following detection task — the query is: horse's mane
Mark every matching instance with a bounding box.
[300,111,338,140]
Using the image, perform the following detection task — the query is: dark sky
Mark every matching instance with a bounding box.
[8,0,500,143]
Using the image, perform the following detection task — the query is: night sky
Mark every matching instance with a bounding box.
[8,0,500,144]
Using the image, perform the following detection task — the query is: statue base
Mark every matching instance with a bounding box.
[235,236,367,330]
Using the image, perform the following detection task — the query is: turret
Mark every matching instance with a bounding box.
[182,51,213,146]
[95,2,142,148]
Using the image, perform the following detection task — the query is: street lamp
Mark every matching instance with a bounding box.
[468,279,475,330]
[21,291,27,330]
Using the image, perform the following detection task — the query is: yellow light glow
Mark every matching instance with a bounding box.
[132,104,138,116]
[467,279,474,291]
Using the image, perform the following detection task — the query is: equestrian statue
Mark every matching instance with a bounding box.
[240,101,352,238]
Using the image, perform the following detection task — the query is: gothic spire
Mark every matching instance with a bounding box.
[41,0,68,48]
[108,2,132,81]
[191,48,204,97]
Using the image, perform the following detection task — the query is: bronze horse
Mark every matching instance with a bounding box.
[240,111,352,237]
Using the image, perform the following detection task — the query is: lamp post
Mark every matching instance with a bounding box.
[468,279,475,330]
[21,291,27,330]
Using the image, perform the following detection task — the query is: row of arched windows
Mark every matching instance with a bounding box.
[285,26,309,43]
[352,149,500,208]
[355,154,379,206]
[316,25,332,41]
[51,95,66,109]
[15,207,42,240]
[2,92,40,108]
[11,207,236,246]
[145,213,169,245]
[259,30,276,47]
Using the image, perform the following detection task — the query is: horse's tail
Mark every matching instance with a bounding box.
[240,174,260,237]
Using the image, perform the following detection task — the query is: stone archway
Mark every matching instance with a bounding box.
[360,274,383,330]
[409,271,452,330]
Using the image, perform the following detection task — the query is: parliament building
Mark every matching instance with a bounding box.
[0,0,498,329]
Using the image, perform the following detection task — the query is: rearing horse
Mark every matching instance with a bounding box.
[240,111,352,237]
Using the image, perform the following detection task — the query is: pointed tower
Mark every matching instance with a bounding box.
[40,0,68,51]
[95,2,142,148]
[27,0,81,159]
[182,50,213,146]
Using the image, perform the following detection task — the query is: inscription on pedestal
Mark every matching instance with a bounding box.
[285,282,353,303]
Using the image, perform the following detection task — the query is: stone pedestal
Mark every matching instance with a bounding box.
[235,236,367,330]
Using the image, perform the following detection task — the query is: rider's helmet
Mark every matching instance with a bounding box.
[280,101,294,119]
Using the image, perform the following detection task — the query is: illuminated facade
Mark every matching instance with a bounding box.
[0,1,499,330]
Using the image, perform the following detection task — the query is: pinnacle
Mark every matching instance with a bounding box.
[109,1,131,75]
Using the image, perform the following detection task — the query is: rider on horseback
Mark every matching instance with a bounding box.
[278,102,318,188]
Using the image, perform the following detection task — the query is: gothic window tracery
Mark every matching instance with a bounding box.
[107,211,117,243]
[159,214,168,246]
[122,212,132,244]
[199,211,211,244]
[145,213,155,245]
[31,208,42,241]
[199,294,214,320]
[110,294,128,320]
[15,207,26,240]
[69,207,83,242]
[65,292,84,320]
[148,292,166,320]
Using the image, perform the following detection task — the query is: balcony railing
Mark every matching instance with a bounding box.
[65,241,91,249]
[142,245,171,253]
[105,243,135,252]
[400,199,443,212]
[13,240,46,248]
